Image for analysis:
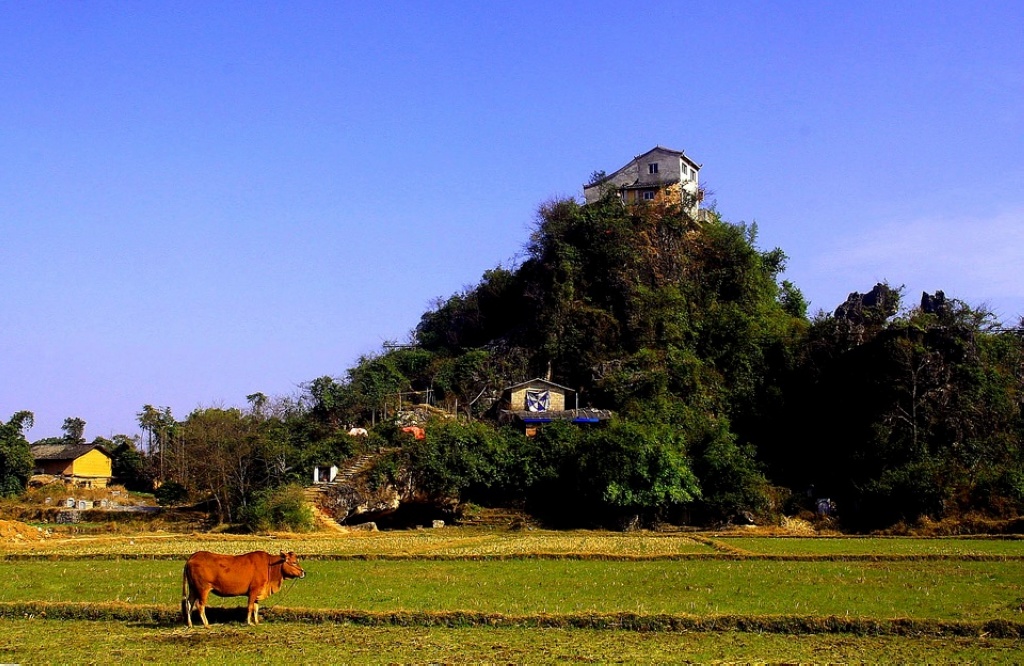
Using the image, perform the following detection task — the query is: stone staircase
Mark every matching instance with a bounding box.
[304,452,383,532]
[302,486,347,532]
[335,452,379,483]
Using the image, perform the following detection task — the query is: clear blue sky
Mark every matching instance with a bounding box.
[2,1,1022,440]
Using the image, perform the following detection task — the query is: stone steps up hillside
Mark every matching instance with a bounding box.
[304,451,388,531]
[302,486,347,532]
[334,452,379,484]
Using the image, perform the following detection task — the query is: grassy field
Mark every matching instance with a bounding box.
[1,558,1021,621]
[2,527,1023,663]
[2,618,1022,664]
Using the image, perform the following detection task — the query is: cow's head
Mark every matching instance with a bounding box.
[279,551,305,579]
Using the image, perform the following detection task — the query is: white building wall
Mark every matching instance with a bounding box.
[583,147,701,206]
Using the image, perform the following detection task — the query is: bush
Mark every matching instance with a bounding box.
[689,419,770,522]
[240,484,314,533]
[154,481,189,506]
[577,421,700,527]
[855,460,949,529]
[401,420,500,499]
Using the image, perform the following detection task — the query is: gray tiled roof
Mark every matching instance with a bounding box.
[30,443,110,461]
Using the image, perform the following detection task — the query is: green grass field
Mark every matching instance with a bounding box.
[2,619,1022,664]
[1,558,1021,621]
[2,529,1023,663]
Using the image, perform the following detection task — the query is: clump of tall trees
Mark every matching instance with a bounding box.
[0,412,35,497]
[768,286,1024,528]
[131,395,358,525]
[345,192,1023,529]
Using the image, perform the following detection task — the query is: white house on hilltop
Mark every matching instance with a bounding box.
[583,146,701,210]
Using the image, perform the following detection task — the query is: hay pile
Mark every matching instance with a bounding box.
[780,516,818,535]
[0,519,48,541]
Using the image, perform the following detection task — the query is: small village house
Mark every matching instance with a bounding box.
[583,145,701,211]
[497,378,611,437]
[30,442,113,488]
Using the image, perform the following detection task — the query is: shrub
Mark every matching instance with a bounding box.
[240,484,314,533]
[576,421,700,528]
[689,419,770,522]
[402,420,500,499]
[154,481,189,506]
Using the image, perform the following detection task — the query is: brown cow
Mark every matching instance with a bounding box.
[182,550,305,627]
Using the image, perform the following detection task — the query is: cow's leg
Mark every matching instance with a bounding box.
[247,592,258,626]
[197,587,211,627]
[185,587,201,628]
[253,601,260,625]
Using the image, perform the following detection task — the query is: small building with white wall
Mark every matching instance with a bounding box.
[583,146,701,211]
[496,378,612,437]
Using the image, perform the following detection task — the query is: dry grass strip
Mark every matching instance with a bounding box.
[3,552,1023,562]
[1,601,1020,638]
[688,534,754,556]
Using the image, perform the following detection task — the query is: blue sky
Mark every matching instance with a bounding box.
[2,1,1022,440]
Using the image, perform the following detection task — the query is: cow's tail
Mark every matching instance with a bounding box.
[181,565,192,625]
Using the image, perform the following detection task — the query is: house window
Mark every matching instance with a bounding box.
[643,191,655,200]
[648,163,659,174]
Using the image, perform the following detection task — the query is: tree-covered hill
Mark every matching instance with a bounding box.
[332,191,1022,529]
[7,191,1021,532]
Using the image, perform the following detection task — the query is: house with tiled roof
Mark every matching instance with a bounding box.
[583,146,701,211]
[31,442,113,488]
[496,378,612,437]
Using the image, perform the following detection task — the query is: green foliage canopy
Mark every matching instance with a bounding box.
[0,412,35,497]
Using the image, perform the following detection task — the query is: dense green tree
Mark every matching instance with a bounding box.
[348,353,409,423]
[109,434,151,490]
[61,417,86,445]
[396,420,500,500]
[688,417,770,522]
[778,289,1024,527]
[575,421,700,528]
[0,411,35,497]
[305,376,348,430]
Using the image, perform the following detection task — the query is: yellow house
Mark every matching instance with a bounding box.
[31,443,113,488]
